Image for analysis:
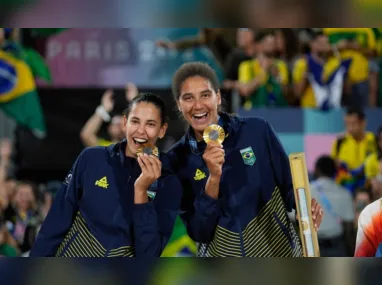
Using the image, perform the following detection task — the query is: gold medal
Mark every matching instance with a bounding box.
[136,143,159,157]
[203,124,225,144]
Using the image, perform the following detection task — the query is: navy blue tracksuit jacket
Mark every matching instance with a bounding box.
[167,112,303,257]
[30,140,182,257]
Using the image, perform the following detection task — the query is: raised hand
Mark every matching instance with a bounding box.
[135,154,162,191]
[101,90,114,112]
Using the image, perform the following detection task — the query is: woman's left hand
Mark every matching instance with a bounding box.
[311,198,324,231]
[135,153,162,192]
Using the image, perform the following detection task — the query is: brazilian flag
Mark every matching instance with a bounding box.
[161,216,196,257]
[0,50,46,138]
[3,41,52,84]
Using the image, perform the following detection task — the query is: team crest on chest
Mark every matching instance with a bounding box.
[240,146,256,166]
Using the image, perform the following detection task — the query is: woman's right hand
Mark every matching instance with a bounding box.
[203,141,225,178]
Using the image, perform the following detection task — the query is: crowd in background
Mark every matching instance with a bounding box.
[158,28,382,110]
[0,28,382,257]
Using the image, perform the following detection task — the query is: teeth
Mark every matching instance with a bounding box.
[134,138,147,143]
[193,113,207,118]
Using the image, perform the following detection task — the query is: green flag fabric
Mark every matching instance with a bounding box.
[0,49,46,138]
[2,41,52,83]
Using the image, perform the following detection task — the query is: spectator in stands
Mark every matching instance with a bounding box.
[354,187,373,230]
[0,140,11,206]
[156,29,237,68]
[0,139,18,228]
[237,30,289,109]
[354,197,382,257]
[310,155,355,257]
[323,28,376,108]
[292,30,350,109]
[221,28,256,111]
[274,28,300,71]
[273,28,300,105]
[0,215,18,257]
[222,28,256,90]
[80,83,138,147]
[9,181,42,253]
[331,108,377,193]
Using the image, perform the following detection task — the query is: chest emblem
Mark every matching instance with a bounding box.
[194,169,206,181]
[240,147,256,166]
[95,176,109,189]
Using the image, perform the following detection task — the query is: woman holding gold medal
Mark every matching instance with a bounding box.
[30,93,182,257]
[167,62,324,257]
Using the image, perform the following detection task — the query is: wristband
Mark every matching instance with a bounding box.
[96,105,111,122]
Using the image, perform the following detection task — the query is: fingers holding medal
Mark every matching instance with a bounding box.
[202,124,225,178]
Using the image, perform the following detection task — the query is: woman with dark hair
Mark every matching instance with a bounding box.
[167,61,324,257]
[30,93,182,257]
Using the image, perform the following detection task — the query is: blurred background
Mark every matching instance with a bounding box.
[0,27,382,260]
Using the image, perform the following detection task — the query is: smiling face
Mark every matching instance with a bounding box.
[14,184,35,212]
[123,101,167,158]
[177,76,221,140]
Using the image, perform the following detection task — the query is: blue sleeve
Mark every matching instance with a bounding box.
[180,189,220,243]
[265,120,295,212]
[29,151,85,257]
[132,173,182,257]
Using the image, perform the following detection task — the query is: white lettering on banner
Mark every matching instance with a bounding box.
[46,39,200,62]
[115,41,130,61]
[47,41,62,60]
[139,40,155,62]
[66,41,81,59]
[85,41,101,60]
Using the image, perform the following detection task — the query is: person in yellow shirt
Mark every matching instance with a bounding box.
[237,30,289,109]
[323,28,377,108]
[331,108,377,194]
[293,31,351,109]
[80,83,138,147]
[365,127,382,179]
[332,108,377,172]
